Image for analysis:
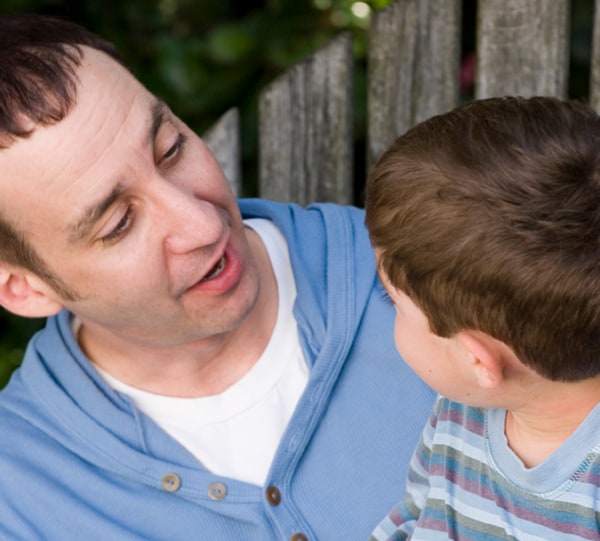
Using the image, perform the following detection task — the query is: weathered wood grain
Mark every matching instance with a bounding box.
[366,0,461,171]
[476,0,570,98]
[204,0,596,204]
[258,33,353,205]
[203,107,242,197]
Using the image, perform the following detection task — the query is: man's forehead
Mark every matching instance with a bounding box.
[0,47,160,229]
[79,44,126,75]
[14,49,153,150]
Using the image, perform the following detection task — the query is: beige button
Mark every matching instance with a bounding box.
[265,485,281,506]
[161,473,181,492]
[208,482,228,501]
[290,534,308,541]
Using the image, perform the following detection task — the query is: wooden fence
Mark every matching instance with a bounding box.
[204,0,599,206]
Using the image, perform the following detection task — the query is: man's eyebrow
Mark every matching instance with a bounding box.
[68,184,126,242]
[149,99,169,145]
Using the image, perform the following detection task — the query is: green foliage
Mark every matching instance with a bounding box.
[0,314,45,388]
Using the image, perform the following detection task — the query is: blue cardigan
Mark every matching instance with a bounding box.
[0,199,435,540]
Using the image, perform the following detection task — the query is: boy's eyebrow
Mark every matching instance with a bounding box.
[67,99,168,243]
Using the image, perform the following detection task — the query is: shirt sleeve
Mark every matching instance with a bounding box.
[368,396,442,541]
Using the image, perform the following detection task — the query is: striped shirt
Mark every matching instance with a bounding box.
[370,396,600,540]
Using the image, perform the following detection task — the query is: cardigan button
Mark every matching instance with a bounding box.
[265,485,281,506]
[208,482,227,500]
[161,473,181,493]
[290,534,308,541]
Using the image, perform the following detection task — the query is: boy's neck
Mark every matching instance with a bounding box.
[504,375,600,468]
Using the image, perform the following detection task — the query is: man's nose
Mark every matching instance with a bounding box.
[159,187,224,255]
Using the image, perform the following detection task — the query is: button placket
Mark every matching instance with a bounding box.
[264,485,310,540]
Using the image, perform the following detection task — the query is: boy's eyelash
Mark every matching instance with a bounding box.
[379,287,394,305]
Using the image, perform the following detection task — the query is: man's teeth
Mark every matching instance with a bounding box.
[203,256,226,281]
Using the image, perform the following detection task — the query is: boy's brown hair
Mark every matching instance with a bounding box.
[365,96,600,382]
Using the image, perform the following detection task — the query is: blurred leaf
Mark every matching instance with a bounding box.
[207,23,257,65]
[0,313,45,389]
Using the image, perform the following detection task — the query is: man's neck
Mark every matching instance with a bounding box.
[504,376,600,468]
[77,230,279,398]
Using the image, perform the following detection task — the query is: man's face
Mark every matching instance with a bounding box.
[0,47,261,349]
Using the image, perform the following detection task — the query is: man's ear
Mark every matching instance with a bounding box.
[0,267,63,318]
[457,330,505,389]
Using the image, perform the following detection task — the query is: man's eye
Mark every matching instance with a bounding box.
[160,133,187,164]
[102,207,133,243]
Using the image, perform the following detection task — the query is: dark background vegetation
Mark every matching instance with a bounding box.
[0,0,595,387]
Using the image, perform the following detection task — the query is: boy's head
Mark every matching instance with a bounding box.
[365,96,600,383]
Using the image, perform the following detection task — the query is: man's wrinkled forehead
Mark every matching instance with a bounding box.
[0,46,151,225]
[2,46,134,140]
[0,45,106,149]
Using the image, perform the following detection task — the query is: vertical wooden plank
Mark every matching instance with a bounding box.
[258,33,353,205]
[366,0,461,171]
[590,0,600,110]
[203,107,242,197]
[476,0,570,98]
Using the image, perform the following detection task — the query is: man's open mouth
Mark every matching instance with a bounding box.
[202,255,226,281]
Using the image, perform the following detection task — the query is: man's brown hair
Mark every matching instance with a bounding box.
[365,96,600,382]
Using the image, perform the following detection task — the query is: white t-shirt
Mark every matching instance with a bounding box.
[91,219,308,486]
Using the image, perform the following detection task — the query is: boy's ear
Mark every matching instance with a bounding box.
[457,330,505,389]
[0,267,63,318]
